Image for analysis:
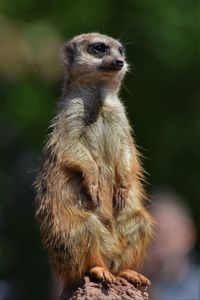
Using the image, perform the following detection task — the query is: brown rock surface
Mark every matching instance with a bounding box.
[61,276,149,300]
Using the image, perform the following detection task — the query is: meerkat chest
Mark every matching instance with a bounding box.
[82,96,128,163]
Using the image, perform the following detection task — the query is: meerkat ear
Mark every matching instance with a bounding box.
[60,41,77,66]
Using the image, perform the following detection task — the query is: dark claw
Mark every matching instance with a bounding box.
[89,185,101,208]
[113,187,127,212]
[91,195,100,208]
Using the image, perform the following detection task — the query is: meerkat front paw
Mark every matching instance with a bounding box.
[113,187,128,211]
[87,184,101,208]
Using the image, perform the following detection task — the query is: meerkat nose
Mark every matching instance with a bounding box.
[114,59,124,67]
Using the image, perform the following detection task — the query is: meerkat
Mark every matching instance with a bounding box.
[35,33,153,288]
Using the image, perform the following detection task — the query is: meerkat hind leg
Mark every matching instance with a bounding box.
[115,197,153,286]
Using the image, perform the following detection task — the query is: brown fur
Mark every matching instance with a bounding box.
[35,33,153,287]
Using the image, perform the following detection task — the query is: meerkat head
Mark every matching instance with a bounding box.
[60,33,128,90]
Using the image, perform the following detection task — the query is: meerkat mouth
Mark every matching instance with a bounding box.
[98,64,123,72]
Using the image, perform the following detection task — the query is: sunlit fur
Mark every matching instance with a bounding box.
[35,33,153,287]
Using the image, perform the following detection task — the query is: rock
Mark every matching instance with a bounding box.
[61,276,149,300]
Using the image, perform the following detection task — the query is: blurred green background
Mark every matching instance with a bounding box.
[0,0,199,299]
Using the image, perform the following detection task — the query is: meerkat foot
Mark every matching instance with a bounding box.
[119,270,151,286]
[113,187,128,211]
[90,266,116,283]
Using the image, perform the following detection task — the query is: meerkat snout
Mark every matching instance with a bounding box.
[99,56,124,72]
[114,59,124,67]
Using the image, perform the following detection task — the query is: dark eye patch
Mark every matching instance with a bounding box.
[88,42,109,56]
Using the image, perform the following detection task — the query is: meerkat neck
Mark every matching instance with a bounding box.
[60,79,121,125]
[64,78,121,101]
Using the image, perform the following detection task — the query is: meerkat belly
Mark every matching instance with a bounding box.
[83,116,122,167]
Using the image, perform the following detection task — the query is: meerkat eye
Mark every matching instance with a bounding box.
[89,43,108,55]
[119,46,125,56]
